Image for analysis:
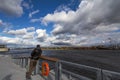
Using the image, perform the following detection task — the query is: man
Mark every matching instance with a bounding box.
[26,44,42,79]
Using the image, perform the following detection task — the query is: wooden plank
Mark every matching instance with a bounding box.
[13,56,59,62]
[40,55,59,62]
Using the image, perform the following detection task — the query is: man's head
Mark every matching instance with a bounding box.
[36,44,40,48]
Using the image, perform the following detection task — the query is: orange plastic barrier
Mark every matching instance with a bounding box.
[42,62,50,76]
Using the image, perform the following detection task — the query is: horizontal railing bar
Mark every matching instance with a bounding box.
[13,55,59,62]
[40,56,59,62]
[12,57,30,59]
[49,71,55,75]
[59,60,100,72]
[103,69,120,77]
[62,69,92,80]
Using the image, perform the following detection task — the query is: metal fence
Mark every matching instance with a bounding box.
[12,57,120,80]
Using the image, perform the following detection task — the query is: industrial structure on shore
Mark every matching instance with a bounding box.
[0,44,9,52]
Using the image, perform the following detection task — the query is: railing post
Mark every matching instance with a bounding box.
[21,58,24,68]
[68,74,72,80]
[16,59,18,65]
[36,60,40,74]
[20,59,22,67]
[33,60,39,75]
[55,61,62,80]
[25,58,28,68]
[96,69,103,80]
[18,59,20,65]
[23,58,25,68]
[102,70,112,80]
[27,58,30,71]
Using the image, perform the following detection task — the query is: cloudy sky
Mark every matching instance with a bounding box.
[0,0,120,47]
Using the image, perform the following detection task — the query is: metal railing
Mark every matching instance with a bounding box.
[12,56,120,80]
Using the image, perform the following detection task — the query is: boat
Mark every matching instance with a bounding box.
[0,44,9,52]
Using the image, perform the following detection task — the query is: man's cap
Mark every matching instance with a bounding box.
[36,44,40,47]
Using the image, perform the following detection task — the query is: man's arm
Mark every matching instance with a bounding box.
[39,48,42,56]
[31,49,35,57]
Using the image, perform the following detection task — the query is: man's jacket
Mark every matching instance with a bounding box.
[31,47,42,60]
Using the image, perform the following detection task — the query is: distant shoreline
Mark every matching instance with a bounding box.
[10,46,120,50]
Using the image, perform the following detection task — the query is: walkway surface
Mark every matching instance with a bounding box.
[0,55,43,80]
[0,54,75,80]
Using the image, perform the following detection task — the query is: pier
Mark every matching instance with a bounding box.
[1,54,120,80]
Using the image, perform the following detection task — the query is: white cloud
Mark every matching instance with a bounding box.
[0,19,3,26]
[0,19,11,28]
[22,32,35,39]
[6,27,36,40]
[30,18,41,23]
[0,36,38,47]
[46,33,78,46]
[29,10,39,18]
[51,24,64,35]
[55,5,71,12]
[41,0,120,46]
[1,0,120,47]
[36,29,48,42]
[42,11,75,25]
[26,27,35,31]
[22,2,30,9]
[0,0,23,16]
[1,27,53,47]
[7,28,27,35]
[0,36,21,44]
[94,23,120,32]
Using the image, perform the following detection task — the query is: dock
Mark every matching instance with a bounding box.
[0,55,26,80]
[0,55,52,80]
[0,55,71,80]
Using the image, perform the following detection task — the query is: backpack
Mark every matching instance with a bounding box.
[31,48,42,60]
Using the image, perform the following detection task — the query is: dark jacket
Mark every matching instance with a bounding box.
[31,47,42,60]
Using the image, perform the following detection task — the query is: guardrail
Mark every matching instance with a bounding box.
[12,56,120,80]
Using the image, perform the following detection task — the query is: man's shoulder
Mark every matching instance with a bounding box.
[35,48,42,52]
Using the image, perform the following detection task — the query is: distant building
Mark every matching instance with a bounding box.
[0,44,9,52]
